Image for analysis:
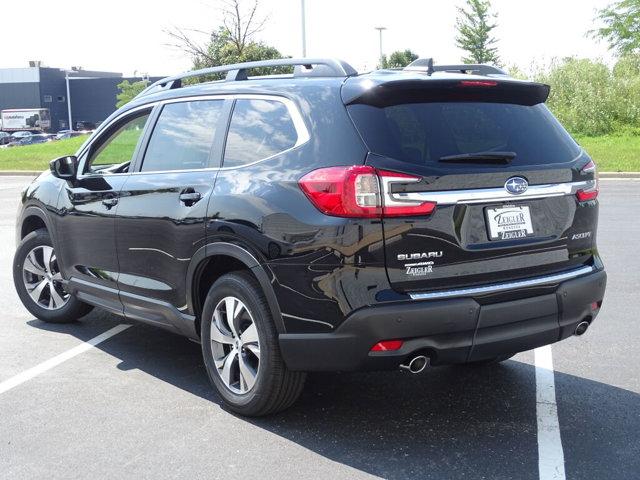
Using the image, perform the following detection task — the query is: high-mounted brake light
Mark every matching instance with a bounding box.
[576,160,599,202]
[299,166,436,218]
[458,80,498,87]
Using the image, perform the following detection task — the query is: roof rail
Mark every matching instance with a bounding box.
[137,58,358,98]
[404,58,507,76]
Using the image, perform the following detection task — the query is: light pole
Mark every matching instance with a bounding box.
[301,0,307,57]
[65,72,73,131]
[374,26,387,67]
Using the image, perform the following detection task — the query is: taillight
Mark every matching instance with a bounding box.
[377,170,436,217]
[298,166,381,218]
[299,166,436,218]
[576,160,598,202]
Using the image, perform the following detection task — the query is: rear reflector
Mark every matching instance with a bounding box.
[370,340,403,352]
[299,166,436,218]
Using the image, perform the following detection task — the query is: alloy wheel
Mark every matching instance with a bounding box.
[210,296,261,394]
[22,245,69,310]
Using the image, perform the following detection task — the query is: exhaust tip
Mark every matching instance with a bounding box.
[400,355,429,374]
[574,321,590,336]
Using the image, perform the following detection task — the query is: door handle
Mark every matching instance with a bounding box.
[102,197,118,209]
[179,190,202,205]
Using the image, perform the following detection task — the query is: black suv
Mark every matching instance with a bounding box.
[13,58,606,416]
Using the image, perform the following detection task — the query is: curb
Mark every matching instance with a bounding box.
[0,171,41,176]
[599,172,640,179]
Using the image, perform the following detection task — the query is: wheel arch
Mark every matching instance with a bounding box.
[187,242,285,336]
[19,206,53,240]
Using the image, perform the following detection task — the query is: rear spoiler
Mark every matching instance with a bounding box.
[342,78,550,108]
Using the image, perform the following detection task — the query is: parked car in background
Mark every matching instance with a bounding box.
[74,121,96,131]
[55,130,91,141]
[9,131,33,141]
[7,134,53,147]
[0,131,11,145]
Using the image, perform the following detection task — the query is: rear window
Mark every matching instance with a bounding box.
[347,102,581,167]
[223,99,298,168]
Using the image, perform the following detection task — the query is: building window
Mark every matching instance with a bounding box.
[43,95,52,103]
[57,95,65,102]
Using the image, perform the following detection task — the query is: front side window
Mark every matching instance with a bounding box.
[86,111,150,174]
[140,100,224,172]
[223,99,298,168]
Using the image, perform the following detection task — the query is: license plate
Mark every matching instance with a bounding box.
[486,205,534,240]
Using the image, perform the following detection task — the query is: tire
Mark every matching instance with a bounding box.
[13,229,93,323]
[200,271,306,416]
[465,353,515,366]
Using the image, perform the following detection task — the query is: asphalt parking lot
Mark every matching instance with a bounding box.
[0,176,638,480]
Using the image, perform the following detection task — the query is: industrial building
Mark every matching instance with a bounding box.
[0,63,163,132]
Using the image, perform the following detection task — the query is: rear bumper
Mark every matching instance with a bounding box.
[279,268,607,371]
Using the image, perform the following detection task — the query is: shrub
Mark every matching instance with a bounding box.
[532,55,640,136]
[535,58,615,136]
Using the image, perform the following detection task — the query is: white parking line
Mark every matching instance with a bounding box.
[535,345,566,480]
[0,324,131,395]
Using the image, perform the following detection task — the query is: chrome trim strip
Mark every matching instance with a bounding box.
[408,265,595,301]
[391,181,594,205]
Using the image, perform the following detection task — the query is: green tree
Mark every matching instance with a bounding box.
[455,0,500,64]
[589,0,640,55]
[166,0,288,77]
[115,79,149,108]
[191,27,285,75]
[380,49,419,69]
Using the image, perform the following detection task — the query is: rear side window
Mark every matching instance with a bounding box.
[141,100,223,172]
[348,102,581,167]
[223,99,297,168]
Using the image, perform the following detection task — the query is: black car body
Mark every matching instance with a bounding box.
[13,58,606,415]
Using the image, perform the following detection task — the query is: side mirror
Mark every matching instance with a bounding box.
[50,155,78,180]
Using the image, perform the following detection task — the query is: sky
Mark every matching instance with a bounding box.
[3,0,616,76]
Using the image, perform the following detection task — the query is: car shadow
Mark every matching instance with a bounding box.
[28,313,640,480]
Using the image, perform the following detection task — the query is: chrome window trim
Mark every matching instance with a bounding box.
[388,180,595,206]
[75,94,310,177]
[408,265,595,301]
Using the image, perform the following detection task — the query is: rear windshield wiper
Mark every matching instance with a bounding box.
[439,151,516,164]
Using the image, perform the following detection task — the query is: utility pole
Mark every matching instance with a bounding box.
[301,0,307,57]
[374,26,387,67]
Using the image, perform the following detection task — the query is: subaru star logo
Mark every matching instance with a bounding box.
[505,177,528,195]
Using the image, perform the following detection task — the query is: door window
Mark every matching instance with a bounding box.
[85,111,150,174]
[140,100,224,172]
[223,99,298,168]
